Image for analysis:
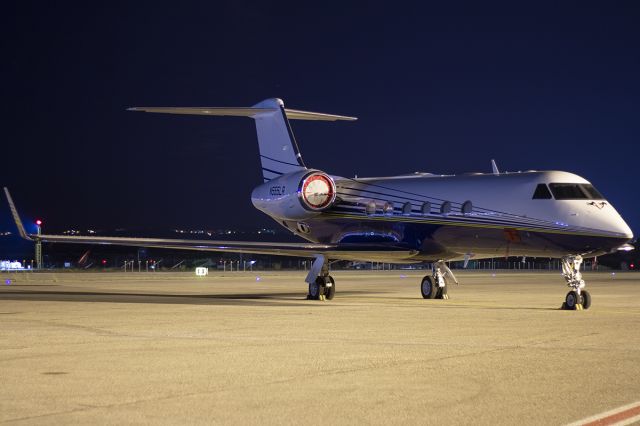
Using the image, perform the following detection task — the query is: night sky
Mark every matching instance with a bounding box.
[1,2,639,237]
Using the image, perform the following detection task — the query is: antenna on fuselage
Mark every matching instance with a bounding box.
[491,159,500,175]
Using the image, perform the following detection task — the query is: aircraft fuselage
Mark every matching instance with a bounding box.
[255,170,633,262]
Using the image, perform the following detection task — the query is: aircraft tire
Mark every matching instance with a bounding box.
[421,276,437,299]
[325,276,336,300]
[564,290,580,310]
[581,290,591,310]
[308,280,321,300]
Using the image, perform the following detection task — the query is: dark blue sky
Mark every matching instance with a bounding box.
[1,2,639,235]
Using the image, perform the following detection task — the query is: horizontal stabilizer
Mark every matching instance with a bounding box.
[128,98,356,182]
[128,106,357,121]
[282,108,357,121]
[127,107,274,117]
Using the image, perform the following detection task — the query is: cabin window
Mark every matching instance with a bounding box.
[549,183,605,200]
[440,201,451,215]
[365,201,376,215]
[532,184,552,199]
[461,200,473,214]
[421,202,431,216]
[402,202,412,215]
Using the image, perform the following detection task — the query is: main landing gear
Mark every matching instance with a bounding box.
[308,275,335,300]
[306,255,335,301]
[561,255,591,310]
[421,260,458,300]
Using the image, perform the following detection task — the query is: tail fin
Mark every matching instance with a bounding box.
[128,98,356,182]
[250,98,308,180]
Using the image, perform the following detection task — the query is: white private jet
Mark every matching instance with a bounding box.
[4,98,634,309]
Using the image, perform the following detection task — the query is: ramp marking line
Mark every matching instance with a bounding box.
[566,401,640,426]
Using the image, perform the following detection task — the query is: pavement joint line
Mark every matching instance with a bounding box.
[565,400,640,426]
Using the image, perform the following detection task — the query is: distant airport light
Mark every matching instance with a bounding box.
[101,259,107,265]
[35,219,42,226]
[631,263,635,269]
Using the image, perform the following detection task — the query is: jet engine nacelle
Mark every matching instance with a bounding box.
[251,169,337,220]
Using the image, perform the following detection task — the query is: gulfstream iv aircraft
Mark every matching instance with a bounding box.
[4,98,634,309]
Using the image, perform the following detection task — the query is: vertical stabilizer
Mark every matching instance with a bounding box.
[251,98,306,181]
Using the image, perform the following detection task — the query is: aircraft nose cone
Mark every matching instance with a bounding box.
[615,216,634,240]
[596,204,634,240]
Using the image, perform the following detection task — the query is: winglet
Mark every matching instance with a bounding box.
[3,187,32,241]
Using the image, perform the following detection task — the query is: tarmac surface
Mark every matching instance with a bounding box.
[0,270,639,425]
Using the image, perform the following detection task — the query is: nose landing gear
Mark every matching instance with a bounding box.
[561,255,591,310]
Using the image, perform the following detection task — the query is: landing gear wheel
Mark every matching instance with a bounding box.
[325,276,336,300]
[561,255,590,310]
[308,280,321,300]
[421,276,437,299]
[564,290,580,310]
[581,290,591,310]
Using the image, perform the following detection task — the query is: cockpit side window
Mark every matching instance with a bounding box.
[532,183,552,199]
[548,183,605,200]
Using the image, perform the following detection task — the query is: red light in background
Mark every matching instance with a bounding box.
[35,220,42,226]
[631,263,635,269]
[101,259,107,265]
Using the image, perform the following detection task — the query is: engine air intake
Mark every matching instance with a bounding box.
[300,172,336,210]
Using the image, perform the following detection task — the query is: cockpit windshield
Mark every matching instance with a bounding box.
[548,183,604,200]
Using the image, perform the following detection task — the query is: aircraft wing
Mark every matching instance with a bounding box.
[3,188,418,263]
[30,234,418,262]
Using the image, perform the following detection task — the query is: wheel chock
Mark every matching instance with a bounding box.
[319,295,326,301]
[560,302,583,310]
[442,294,449,300]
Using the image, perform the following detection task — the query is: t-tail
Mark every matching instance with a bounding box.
[128,98,357,182]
